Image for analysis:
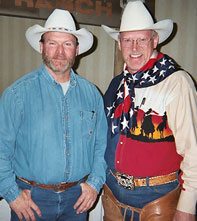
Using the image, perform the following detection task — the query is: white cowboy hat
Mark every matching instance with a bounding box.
[102,0,173,44]
[25,9,93,55]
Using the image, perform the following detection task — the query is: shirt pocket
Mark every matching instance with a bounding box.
[80,110,97,139]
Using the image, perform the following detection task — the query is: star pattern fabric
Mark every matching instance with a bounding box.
[106,53,181,136]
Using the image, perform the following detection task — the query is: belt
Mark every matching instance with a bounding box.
[17,176,78,192]
[111,170,177,190]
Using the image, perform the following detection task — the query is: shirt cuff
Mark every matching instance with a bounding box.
[86,177,104,193]
[177,190,197,214]
[3,184,22,204]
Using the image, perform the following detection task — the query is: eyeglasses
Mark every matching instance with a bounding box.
[120,37,153,47]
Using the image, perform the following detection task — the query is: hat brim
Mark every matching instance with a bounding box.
[102,19,173,44]
[25,24,93,55]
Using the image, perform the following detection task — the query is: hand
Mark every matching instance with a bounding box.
[73,182,98,214]
[10,189,41,221]
[173,210,195,221]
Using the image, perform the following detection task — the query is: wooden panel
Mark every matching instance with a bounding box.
[77,24,115,94]
[155,0,197,81]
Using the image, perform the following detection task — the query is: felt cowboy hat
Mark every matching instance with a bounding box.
[25,9,93,55]
[102,0,173,44]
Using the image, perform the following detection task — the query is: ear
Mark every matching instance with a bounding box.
[75,44,79,56]
[118,38,122,51]
[153,33,159,49]
[40,41,44,53]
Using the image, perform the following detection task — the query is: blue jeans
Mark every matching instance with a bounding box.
[11,178,87,221]
[106,169,179,221]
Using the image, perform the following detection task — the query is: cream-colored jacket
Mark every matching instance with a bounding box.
[134,70,197,214]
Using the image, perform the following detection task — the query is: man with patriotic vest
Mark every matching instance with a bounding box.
[101,0,197,220]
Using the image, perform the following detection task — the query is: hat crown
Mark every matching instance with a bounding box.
[44,9,76,31]
[101,0,173,44]
[25,9,93,55]
[120,1,154,32]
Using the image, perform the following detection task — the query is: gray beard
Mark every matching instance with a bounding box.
[42,54,75,74]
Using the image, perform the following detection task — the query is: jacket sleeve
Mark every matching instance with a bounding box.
[0,88,23,203]
[166,71,197,214]
[86,92,108,193]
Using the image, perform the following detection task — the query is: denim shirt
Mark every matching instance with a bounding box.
[0,65,107,204]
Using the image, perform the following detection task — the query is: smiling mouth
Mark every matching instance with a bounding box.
[130,54,142,58]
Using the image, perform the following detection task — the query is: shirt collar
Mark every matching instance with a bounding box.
[41,65,77,87]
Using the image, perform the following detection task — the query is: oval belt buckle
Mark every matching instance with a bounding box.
[117,173,135,190]
[128,176,135,190]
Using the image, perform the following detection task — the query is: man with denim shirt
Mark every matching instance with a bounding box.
[0,9,107,220]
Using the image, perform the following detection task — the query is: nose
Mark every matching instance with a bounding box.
[131,40,138,50]
[56,44,64,54]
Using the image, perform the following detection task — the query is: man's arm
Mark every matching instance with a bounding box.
[84,93,108,193]
[74,93,108,213]
[0,88,22,203]
[167,71,197,216]
[0,87,42,220]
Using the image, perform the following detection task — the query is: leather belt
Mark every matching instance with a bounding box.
[111,170,177,190]
[17,176,78,192]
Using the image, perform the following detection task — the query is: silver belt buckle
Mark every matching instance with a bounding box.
[116,172,135,190]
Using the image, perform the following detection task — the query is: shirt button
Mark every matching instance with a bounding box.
[117,161,120,164]
[64,116,67,119]
[120,142,123,144]
[65,135,69,139]
[66,171,69,174]
[66,152,70,156]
